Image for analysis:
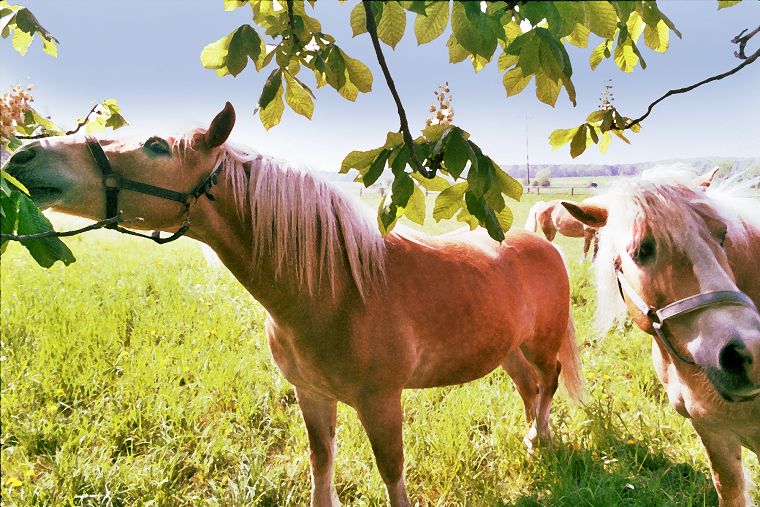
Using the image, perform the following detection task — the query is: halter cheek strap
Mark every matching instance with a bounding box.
[85,136,223,244]
[614,259,757,366]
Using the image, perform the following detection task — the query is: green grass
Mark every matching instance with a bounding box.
[2,193,758,506]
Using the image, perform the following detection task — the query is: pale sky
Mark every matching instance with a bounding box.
[2,0,759,172]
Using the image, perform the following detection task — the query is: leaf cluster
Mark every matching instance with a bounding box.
[201,0,372,130]
[341,123,521,241]
[0,0,58,56]
[549,107,641,159]
[2,95,129,267]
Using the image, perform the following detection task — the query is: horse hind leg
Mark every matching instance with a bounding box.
[519,342,562,447]
[501,350,540,450]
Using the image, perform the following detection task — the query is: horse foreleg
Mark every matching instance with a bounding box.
[501,350,539,450]
[297,388,341,507]
[355,389,409,507]
[592,231,600,261]
[693,423,750,507]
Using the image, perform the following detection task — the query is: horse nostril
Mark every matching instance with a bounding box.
[9,148,36,166]
[719,341,752,374]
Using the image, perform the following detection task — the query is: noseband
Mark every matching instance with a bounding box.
[85,136,223,244]
[614,259,757,366]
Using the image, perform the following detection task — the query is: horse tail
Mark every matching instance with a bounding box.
[524,201,544,233]
[558,314,586,402]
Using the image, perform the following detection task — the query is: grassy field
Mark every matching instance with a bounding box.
[1,191,758,506]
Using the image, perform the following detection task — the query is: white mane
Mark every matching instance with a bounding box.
[593,169,760,334]
[207,141,386,300]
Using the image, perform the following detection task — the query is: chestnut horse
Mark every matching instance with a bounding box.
[563,172,760,506]
[525,199,599,260]
[4,103,583,507]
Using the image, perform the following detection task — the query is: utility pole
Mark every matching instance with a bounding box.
[525,114,531,193]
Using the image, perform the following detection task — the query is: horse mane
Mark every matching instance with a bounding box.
[177,133,386,300]
[593,169,759,334]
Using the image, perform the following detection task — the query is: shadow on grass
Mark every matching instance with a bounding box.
[497,439,717,507]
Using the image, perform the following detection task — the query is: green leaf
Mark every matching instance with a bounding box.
[598,131,612,152]
[456,207,479,230]
[363,149,391,187]
[344,54,373,93]
[259,78,284,130]
[405,184,426,225]
[614,41,639,72]
[11,28,33,55]
[341,147,384,173]
[443,127,469,179]
[16,196,75,268]
[284,72,314,119]
[391,172,414,207]
[433,181,467,220]
[502,67,531,97]
[201,24,263,77]
[566,23,590,48]
[590,41,609,70]
[447,34,468,63]
[497,50,518,72]
[644,19,669,52]
[584,1,618,39]
[414,0,449,45]
[494,165,523,201]
[41,36,57,57]
[450,2,500,60]
[350,2,367,37]
[377,1,406,49]
[717,0,742,9]
[258,68,283,110]
[1,171,29,195]
[495,206,513,232]
[570,124,589,159]
[549,127,578,149]
[535,73,560,107]
[104,113,128,130]
[411,172,450,191]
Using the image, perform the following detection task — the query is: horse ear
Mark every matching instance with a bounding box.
[204,102,236,149]
[694,166,720,188]
[561,201,608,228]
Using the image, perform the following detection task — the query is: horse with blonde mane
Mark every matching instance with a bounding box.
[525,199,599,260]
[563,171,760,506]
[4,103,584,507]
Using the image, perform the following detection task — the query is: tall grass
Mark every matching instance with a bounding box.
[1,194,757,505]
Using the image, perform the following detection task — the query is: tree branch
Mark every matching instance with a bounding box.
[732,24,760,59]
[362,0,434,178]
[17,102,100,140]
[625,25,760,130]
[285,0,302,47]
[0,214,140,242]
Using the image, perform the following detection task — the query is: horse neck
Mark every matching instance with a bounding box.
[186,176,354,327]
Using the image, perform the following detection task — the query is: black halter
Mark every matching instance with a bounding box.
[85,136,223,244]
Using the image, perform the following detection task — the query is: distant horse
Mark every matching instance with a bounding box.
[563,171,760,506]
[525,199,599,260]
[5,103,584,507]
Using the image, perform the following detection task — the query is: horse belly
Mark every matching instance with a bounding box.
[403,311,521,388]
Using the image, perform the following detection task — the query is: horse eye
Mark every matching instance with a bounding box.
[144,137,170,156]
[718,230,727,247]
[633,237,656,264]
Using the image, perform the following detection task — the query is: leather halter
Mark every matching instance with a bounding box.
[614,259,757,366]
[85,136,223,244]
